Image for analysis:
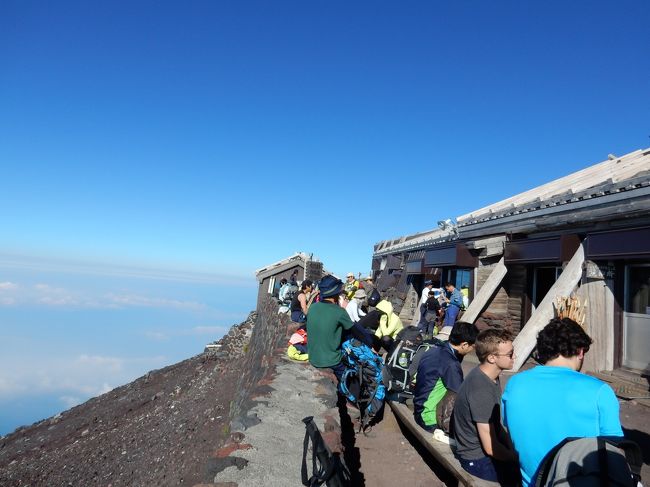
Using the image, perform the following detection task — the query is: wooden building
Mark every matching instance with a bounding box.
[254,252,323,309]
[372,148,650,374]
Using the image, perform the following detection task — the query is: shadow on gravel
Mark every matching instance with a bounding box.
[394,417,459,487]
[337,393,365,486]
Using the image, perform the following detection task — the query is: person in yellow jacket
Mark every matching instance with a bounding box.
[344,272,360,300]
[374,298,404,353]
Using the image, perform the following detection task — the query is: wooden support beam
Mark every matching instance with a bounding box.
[389,401,499,487]
[512,243,585,371]
[462,257,508,325]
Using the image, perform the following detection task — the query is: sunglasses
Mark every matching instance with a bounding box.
[494,349,515,359]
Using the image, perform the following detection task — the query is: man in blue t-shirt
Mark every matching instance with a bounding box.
[502,318,624,486]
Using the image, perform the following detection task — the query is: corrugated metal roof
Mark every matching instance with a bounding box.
[373,147,650,256]
[458,148,650,225]
[406,250,425,262]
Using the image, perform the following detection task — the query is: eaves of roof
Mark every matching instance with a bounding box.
[373,232,459,257]
[458,182,650,239]
[255,252,311,280]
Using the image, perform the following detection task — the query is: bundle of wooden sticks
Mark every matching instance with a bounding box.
[554,295,588,327]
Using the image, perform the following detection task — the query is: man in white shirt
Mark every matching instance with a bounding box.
[419,280,434,307]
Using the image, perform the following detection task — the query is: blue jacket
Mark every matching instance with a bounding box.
[446,288,463,308]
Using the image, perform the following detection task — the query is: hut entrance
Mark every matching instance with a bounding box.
[623,264,650,372]
[532,266,563,309]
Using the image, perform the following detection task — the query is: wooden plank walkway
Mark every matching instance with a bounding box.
[389,400,500,487]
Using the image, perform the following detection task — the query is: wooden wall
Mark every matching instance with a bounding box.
[577,267,615,372]
[505,265,527,334]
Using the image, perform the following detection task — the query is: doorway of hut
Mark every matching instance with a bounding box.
[623,264,650,372]
[532,266,563,309]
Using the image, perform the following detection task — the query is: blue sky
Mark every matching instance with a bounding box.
[1,0,649,434]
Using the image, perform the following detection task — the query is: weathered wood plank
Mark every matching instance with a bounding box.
[577,273,615,372]
[463,257,508,324]
[458,150,649,222]
[512,244,585,371]
[389,401,500,487]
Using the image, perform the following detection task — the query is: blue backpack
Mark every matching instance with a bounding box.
[339,338,386,430]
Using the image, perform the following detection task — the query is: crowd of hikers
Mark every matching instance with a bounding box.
[277,273,642,487]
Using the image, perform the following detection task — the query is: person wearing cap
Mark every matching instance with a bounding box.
[345,288,367,323]
[307,275,373,380]
[344,272,360,300]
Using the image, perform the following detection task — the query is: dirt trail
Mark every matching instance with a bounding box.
[352,406,451,487]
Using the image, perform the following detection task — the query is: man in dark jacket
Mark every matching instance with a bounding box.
[413,321,478,432]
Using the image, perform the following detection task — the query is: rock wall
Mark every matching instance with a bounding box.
[229,296,293,431]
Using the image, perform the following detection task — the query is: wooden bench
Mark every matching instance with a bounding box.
[389,400,500,487]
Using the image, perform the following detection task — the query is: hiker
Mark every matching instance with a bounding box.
[290,279,313,323]
[344,272,360,300]
[289,269,299,286]
[452,328,519,484]
[287,327,308,361]
[279,279,297,305]
[306,275,373,381]
[418,291,442,337]
[362,276,375,303]
[501,318,624,487]
[461,285,470,309]
[345,288,367,322]
[374,295,404,354]
[419,279,435,307]
[443,282,463,326]
[273,278,287,300]
[413,321,479,433]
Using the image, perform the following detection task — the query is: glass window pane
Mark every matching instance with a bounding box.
[627,266,650,314]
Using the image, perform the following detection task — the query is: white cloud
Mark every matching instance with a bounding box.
[59,395,81,408]
[0,282,18,306]
[106,293,207,311]
[143,331,170,341]
[0,353,166,400]
[0,279,217,312]
[0,252,255,286]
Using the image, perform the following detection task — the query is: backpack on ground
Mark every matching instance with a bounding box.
[407,338,446,388]
[383,326,422,394]
[357,309,385,331]
[339,338,386,430]
[301,416,350,486]
[534,436,642,487]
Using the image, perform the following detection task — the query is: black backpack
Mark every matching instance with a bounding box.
[301,416,350,486]
[534,436,642,487]
[383,326,422,393]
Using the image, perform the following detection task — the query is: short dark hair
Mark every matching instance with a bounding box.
[444,282,454,287]
[448,321,479,346]
[535,318,592,364]
[301,280,313,291]
[280,278,287,284]
[475,328,514,363]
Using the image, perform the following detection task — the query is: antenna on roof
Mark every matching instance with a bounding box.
[437,219,458,237]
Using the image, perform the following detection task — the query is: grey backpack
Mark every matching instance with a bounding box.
[534,436,642,487]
